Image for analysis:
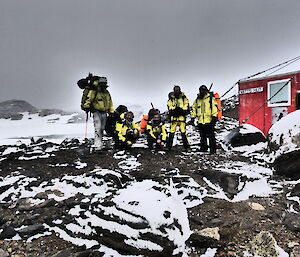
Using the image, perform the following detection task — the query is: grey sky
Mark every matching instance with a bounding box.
[1,0,300,112]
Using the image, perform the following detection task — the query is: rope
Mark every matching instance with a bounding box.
[241,77,294,124]
[265,56,300,77]
[221,55,300,99]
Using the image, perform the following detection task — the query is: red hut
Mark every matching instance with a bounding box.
[238,70,300,135]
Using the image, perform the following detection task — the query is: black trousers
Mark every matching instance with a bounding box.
[197,123,216,153]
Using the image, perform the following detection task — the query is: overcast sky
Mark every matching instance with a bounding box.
[1,0,300,112]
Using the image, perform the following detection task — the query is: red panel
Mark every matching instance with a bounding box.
[238,72,300,135]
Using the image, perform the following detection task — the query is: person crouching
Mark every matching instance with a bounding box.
[146,114,167,150]
[115,111,139,149]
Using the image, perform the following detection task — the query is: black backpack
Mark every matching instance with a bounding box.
[77,74,98,110]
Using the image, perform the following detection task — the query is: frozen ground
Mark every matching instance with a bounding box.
[0,113,299,256]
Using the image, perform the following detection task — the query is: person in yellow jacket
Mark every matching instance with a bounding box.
[82,76,114,151]
[146,114,168,149]
[167,85,190,150]
[115,111,139,149]
[191,85,218,154]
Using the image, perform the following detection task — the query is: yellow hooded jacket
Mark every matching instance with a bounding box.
[116,122,140,142]
[167,92,189,121]
[82,86,114,113]
[146,123,168,141]
[192,93,218,124]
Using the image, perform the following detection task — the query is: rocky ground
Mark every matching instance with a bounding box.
[0,121,300,257]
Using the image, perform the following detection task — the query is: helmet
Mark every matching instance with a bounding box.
[99,77,107,84]
[199,85,208,91]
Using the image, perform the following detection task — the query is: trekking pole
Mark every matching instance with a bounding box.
[84,112,89,139]
[208,83,213,91]
[151,102,154,109]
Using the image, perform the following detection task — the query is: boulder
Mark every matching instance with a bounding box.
[0,225,17,239]
[245,231,280,257]
[268,110,300,178]
[223,124,266,147]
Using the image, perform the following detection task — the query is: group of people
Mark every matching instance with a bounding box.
[80,75,219,154]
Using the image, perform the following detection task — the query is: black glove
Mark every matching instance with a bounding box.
[168,110,175,116]
[83,107,91,113]
[211,116,218,126]
[173,107,182,117]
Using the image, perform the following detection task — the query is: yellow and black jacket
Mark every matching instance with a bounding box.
[146,123,167,141]
[192,93,218,124]
[82,86,114,113]
[167,92,189,121]
[115,122,139,142]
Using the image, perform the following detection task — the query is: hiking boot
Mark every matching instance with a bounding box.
[209,149,216,155]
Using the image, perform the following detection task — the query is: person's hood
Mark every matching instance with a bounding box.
[169,91,185,99]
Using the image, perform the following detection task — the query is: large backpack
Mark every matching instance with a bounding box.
[77,74,98,110]
[210,92,222,120]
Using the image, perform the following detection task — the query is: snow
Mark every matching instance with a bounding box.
[268,109,300,160]
[239,124,264,134]
[200,248,217,257]
[0,112,94,145]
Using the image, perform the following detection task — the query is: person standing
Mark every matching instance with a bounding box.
[167,85,190,150]
[191,85,218,154]
[82,76,114,151]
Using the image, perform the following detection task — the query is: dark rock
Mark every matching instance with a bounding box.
[186,232,221,248]
[74,250,104,257]
[283,213,300,232]
[0,225,17,239]
[49,250,73,257]
[223,124,266,147]
[18,224,45,237]
[291,183,300,197]
[272,150,300,179]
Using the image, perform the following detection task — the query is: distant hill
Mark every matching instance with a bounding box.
[0,99,82,121]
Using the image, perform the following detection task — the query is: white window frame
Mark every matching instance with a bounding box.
[267,78,291,107]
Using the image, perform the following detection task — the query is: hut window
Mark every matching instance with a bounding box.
[267,79,291,107]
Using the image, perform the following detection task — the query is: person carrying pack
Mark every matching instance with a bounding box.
[167,85,190,150]
[145,113,167,149]
[115,111,139,149]
[190,85,218,154]
[80,75,114,152]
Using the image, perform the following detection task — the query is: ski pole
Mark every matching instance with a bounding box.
[84,112,89,139]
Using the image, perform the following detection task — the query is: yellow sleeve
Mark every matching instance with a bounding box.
[182,96,189,111]
[133,123,140,130]
[108,93,114,113]
[191,99,197,118]
[161,125,167,141]
[82,90,96,109]
[116,123,126,142]
[211,97,218,117]
[146,124,156,139]
[167,99,174,110]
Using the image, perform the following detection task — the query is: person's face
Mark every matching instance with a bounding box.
[126,113,133,122]
[174,87,181,97]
